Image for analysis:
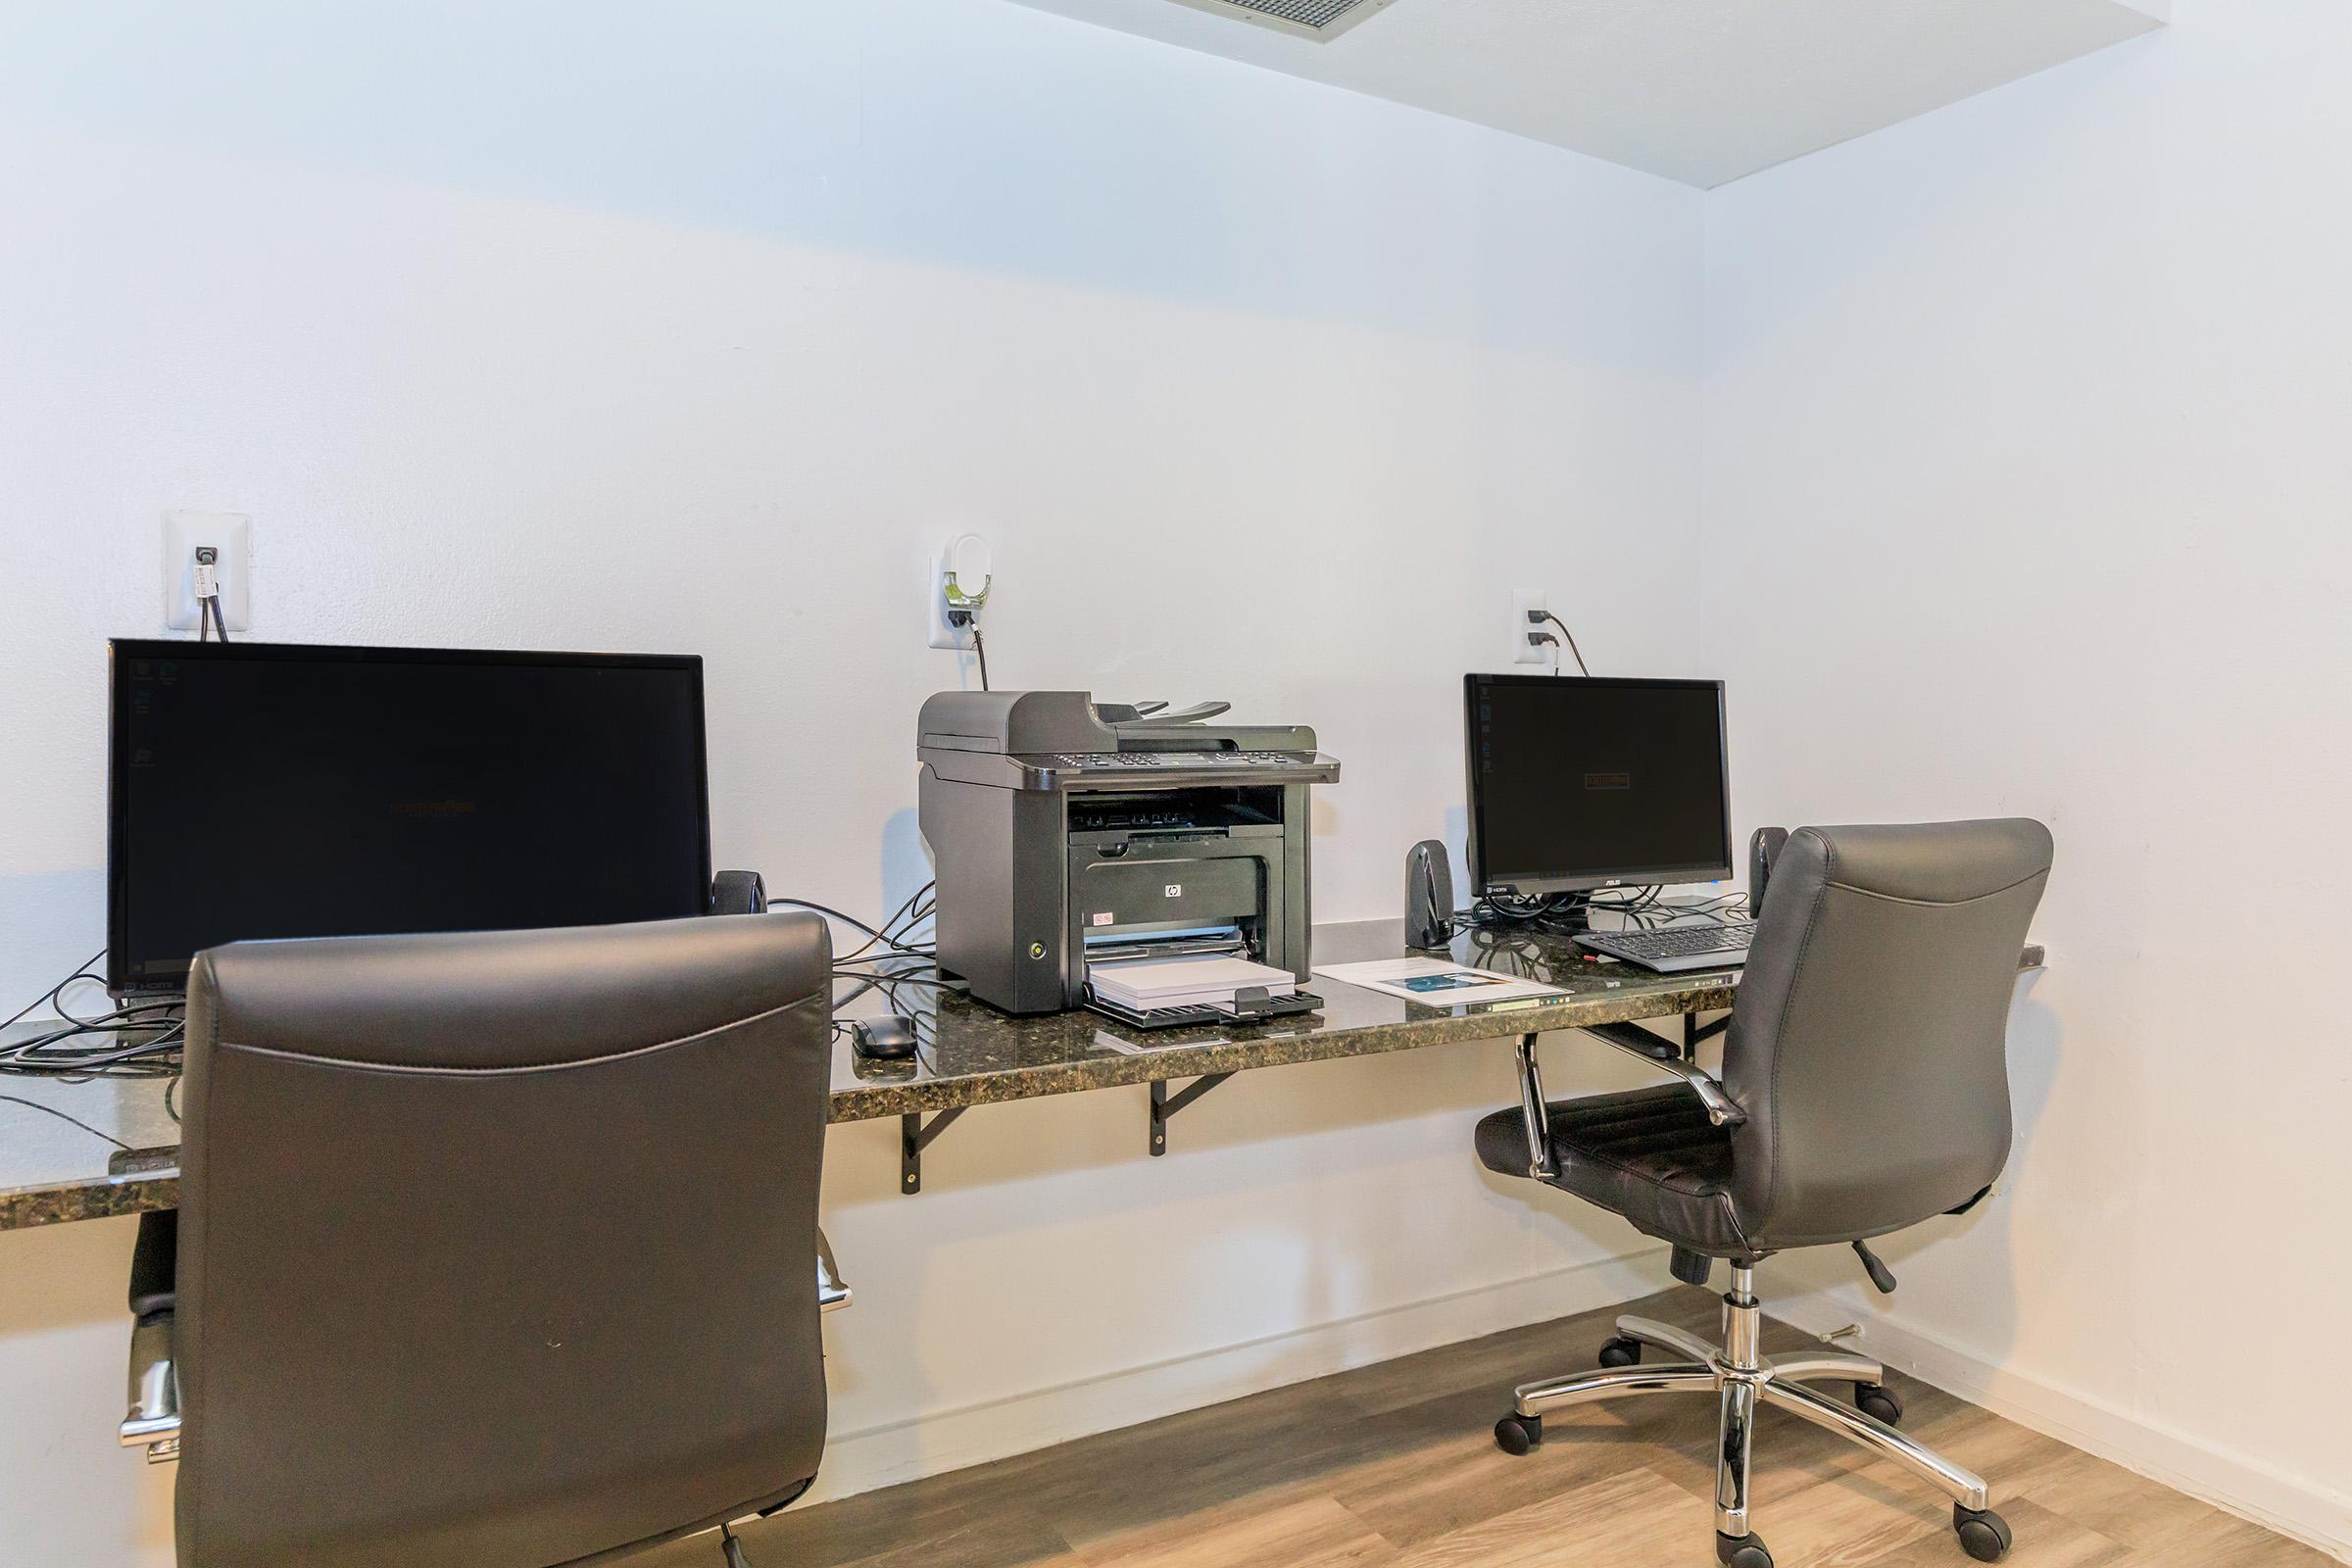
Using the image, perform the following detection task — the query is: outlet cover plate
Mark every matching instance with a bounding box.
[164,512,251,632]
[927,535,992,651]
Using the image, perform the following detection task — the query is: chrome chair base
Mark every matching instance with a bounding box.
[1494,1268,2012,1566]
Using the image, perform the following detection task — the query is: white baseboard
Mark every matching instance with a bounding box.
[1766,1290,2352,1564]
[803,1246,1670,1505]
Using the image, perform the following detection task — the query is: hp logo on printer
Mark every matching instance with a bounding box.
[1164,884,1183,898]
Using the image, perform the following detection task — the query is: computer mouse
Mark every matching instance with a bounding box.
[850,1015,920,1062]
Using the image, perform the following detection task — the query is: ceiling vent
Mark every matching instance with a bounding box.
[1161,0,1401,42]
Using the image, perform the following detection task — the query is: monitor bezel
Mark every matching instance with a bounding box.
[1461,672,1734,899]
[106,639,712,995]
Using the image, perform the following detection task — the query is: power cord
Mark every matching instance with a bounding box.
[0,1094,136,1152]
[765,886,938,966]
[758,880,962,1018]
[944,568,990,690]
[1,948,104,1035]
[1535,611,1588,676]
[1457,885,1749,939]
[833,882,937,965]
[2,1007,185,1077]
[194,547,229,643]
[806,881,969,1028]
[1,949,186,1080]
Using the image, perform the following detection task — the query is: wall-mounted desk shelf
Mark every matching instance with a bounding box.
[0,933,2042,1226]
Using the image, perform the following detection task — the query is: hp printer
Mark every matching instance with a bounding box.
[917,692,1340,1017]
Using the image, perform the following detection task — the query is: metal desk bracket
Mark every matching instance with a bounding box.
[900,1107,965,1195]
[1150,1073,1233,1155]
[897,1072,1236,1190]
[1597,1015,1727,1064]
[1686,1011,1728,1058]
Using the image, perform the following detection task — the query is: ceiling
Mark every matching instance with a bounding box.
[1008,0,2167,188]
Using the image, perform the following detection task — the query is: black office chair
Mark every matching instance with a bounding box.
[1477,819,2052,1568]
[118,910,845,1568]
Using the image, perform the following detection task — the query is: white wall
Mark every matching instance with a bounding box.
[1702,0,2352,1553]
[0,2,1705,1561]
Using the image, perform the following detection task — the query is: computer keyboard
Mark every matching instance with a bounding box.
[1574,920,1756,974]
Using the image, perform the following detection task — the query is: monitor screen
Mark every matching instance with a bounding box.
[1463,674,1732,896]
[108,641,711,992]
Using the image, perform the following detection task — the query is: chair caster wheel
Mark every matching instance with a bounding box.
[1493,1413,1544,1455]
[1597,1336,1642,1368]
[1953,1504,2013,1561]
[1855,1383,1904,1425]
[1715,1530,1773,1567]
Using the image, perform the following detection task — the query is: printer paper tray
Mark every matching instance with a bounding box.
[1084,986,1322,1032]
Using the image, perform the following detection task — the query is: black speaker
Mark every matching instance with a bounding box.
[1404,840,1454,949]
[1747,827,1788,915]
[709,868,768,916]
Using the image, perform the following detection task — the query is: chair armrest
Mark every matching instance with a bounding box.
[121,1209,181,1460]
[121,1315,180,1459]
[1580,1022,1747,1127]
[127,1208,176,1321]
[1512,1035,1558,1179]
[816,1227,852,1313]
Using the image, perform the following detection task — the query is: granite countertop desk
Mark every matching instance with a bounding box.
[0,925,2045,1228]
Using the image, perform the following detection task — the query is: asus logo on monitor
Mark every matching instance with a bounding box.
[1585,771,1632,791]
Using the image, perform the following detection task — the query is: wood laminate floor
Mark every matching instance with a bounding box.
[667,1287,2330,1568]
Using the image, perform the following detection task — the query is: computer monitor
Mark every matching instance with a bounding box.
[1462,673,1733,899]
[107,641,712,995]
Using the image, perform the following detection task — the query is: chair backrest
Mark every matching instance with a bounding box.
[175,912,833,1568]
[1723,819,2051,1252]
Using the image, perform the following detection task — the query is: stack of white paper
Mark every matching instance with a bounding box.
[1088,954,1298,1013]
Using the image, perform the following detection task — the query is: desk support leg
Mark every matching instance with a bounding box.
[901,1107,965,1196]
[1150,1073,1233,1156]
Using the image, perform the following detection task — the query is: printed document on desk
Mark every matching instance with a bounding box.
[1312,956,1567,1005]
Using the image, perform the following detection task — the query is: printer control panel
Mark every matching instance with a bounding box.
[996,747,1340,793]
[1041,751,1307,770]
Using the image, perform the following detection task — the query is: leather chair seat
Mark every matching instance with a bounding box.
[1475,1085,1750,1257]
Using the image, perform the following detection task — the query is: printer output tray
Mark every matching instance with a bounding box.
[1084,986,1324,1032]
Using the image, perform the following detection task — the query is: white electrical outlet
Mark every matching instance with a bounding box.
[1512,589,1551,665]
[927,532,993,650]
[164,512,251,632]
